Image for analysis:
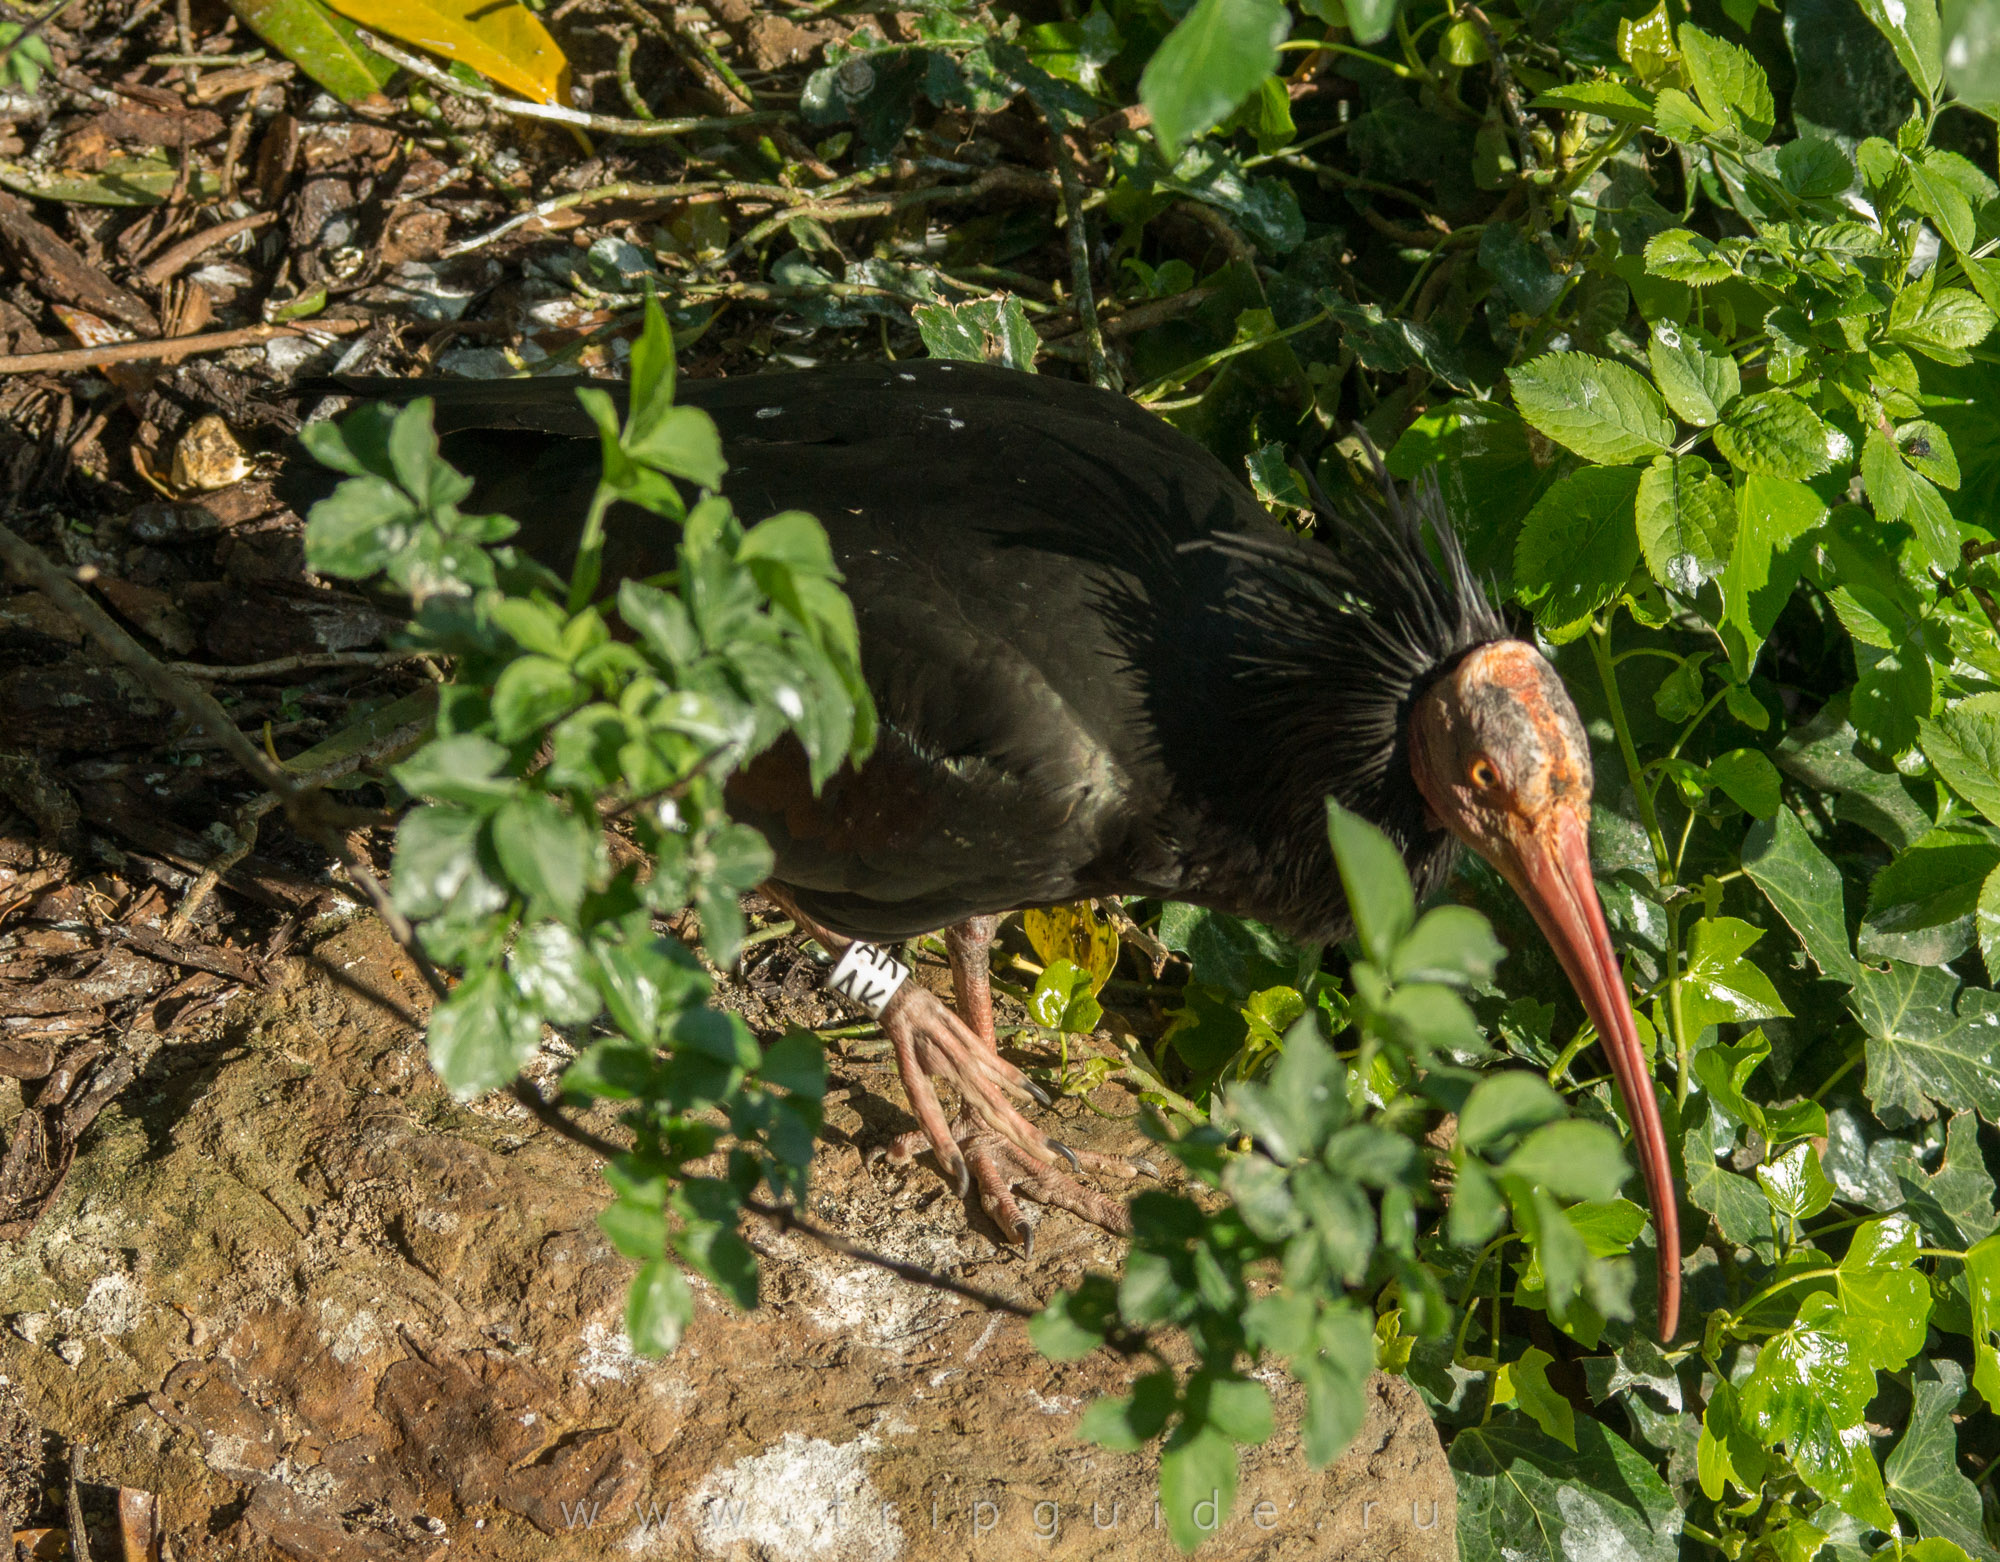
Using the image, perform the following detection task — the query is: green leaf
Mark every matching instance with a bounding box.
[1858,0,1944,96]
[490,792,596,918]
[1647,321,1739,426]
[1891,287,1999,363]
[1756,1140,1837,1220]
[1030,957,1105,1033]
[427,965,543,1096]
[1705,748,1782,818]
[1742,805,1861,983]
[1862,825,2000,966]
[1138,0,1286,158]
[626,1256,694,1354]
[1720,475,1826,679]
[1637,454,1734,594]
[227,0,396,105]
[1643,229,1735,286]
[1680,917,1791,1034]
[1491,1347,1576,1449]
[1503,1120,1630,1204]
[1969,1233,2000,1413]
[1451,1417,1681,1562]
[1389,905,1505,986]
[1885,1360,1999,1561]
[1853,960,2000,1123]
[1894,1110,2000,1248]
[1834,1213,1932,1372]
[1777,133,1857,199]
[1459,1070,1567,1155]
[1684,1115,1776,1256]
[913,296,1040,372]
[1741,1292,1899,1530]
[1198,1373,1274,1445]
[1678,24,1776,138]
[1921,695,2000,828]
[1325,801,1414,963]
[1713,391,1832,478]
[1159,1419,1239,1551]
[1698,1377,1772,1501]
[1514,465,1644,639]
[1529,81,1658,124]
[1225,1010,1345,1162]
[393,733,515,809]
[1508,353,1676,464]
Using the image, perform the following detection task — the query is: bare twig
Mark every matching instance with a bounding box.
[440,168,896,259]
[138,209,276,287]
[0,318,365,375]
[167,648,431,681]
[1047,114,1112,389]
[351,27,785,139]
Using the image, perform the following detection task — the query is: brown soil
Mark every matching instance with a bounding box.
[0,908,1456,1560]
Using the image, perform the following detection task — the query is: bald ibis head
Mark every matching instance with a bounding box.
[1409,640,1678,1341]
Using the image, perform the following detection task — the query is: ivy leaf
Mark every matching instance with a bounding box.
[1965,1232,2000,1411]
[1514,465,1644,640]
[1742,805,1861,983]
[1757,1140,1837,1221]
[1492,1347,1576,1449]
[1852,961,2000,1124]
[1684,1110,1777,1258]
[1713,391,1832,478]
[1636,453,1734,593]
[1451,1416,1682,1562]
[1884,1360,1999,1561]
[1508,353,1677,464]
[1741,1292,1900,1531]
[1861,825,2000,966]
[1679,916,1791,1035]
[1698,1377,1773,1501]
[1894,1111,2000,1249]
[1984,865,2000,985]
[1834,1213,1933,1372]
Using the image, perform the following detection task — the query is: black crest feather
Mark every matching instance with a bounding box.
[1187,464,1508,939]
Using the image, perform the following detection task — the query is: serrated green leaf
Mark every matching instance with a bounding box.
[1637,453,1734,595]
[1920,694,2000,827]
[1714,391,1833,478]
[1509,353,1677,463]
[1514,465,1644,639]
[1647,321,1740,426]
[1138,0,1286,157]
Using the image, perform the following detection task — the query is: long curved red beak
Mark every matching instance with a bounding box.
[1506,804,1680,1342]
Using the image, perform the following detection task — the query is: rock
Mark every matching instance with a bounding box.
[0,916,1457,1560]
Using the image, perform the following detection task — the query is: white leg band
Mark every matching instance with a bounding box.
[827,941,911,1017]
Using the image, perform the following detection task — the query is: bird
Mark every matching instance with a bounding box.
[282,358,1681,1341]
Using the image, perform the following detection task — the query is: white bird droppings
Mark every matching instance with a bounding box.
[679,1432,900,1560]
[756,406,784,419]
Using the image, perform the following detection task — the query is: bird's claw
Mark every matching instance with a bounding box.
[1047,1136,1081,1173]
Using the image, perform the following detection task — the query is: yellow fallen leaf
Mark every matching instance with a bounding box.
[1022,902,1120,995]
[320,0,570,106]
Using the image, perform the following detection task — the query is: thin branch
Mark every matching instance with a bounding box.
[1046,110,1112,389]
[351,27,786,139]
[138,210,277,288]
[0,318,366,376]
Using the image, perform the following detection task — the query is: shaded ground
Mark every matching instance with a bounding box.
[0,904,1454,1560]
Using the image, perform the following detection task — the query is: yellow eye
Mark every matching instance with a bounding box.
[1469,758,1500,790]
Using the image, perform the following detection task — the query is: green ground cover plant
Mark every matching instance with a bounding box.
[280,0,2000,1555]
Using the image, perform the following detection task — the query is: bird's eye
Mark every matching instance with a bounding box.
[1468,757,1500,790]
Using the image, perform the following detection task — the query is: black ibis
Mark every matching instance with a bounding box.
[286,360,1680,1341]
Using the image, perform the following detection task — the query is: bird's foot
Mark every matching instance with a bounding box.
[874,1117,1133,1251]
[875,978,1070,1182]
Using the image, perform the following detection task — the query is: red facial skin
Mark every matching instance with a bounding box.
[1409,640,1680,1342]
